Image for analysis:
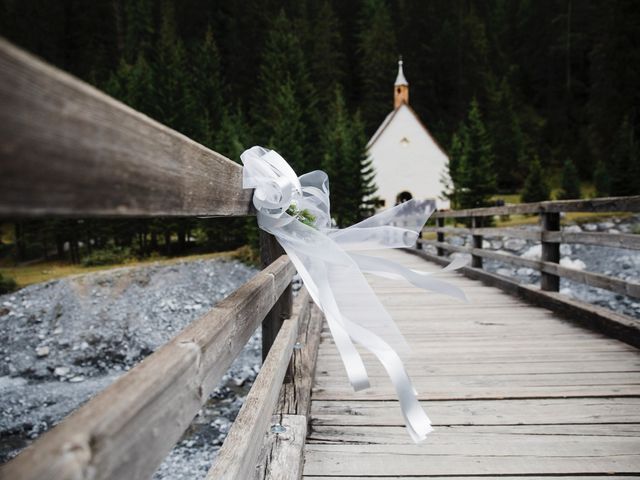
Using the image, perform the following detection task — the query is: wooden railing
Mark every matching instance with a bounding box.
[420,197,640,299]
[0,38,316,480]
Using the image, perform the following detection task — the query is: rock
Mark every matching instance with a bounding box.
[597,222,615,231]
[521,244,542,260]
[68,376,85,383]
[448,236,465,246]
[504,238,526,251]
[560,257,586,270]
[517,268,535,276]
[35,346,50,357]
[560,244,572,256]
[490,239,503,250]
[497,268,513,277]
[54,366,70,377]
[564,225,581,233]
[583,223,597,232]
[482,240,491,249]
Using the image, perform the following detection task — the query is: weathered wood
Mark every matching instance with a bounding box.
[252,415,307,480]
[260,231,293,360]
[547,230,640,250]
[305,249,640,478]
[424,226,542,241]
[0,256,294,480]
[471,217,483,268]
[431,195,640,218]
[207,289,305,480]
[406,248,640,349]
[541,212,560,291]
[310,398,640,426]
[0,38,253,218]
[277,302,323,417]
[436,217,445,256]
[304,424,640,476]
[418,240,640,298]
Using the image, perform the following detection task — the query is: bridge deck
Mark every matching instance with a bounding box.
[303,249,640,478]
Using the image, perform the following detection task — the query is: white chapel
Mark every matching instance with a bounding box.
[367,59,450,210]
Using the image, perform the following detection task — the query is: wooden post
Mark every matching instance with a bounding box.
[436,217,445,256]
[260,230,293,361]
[541,211,561,291]
[471,216,483,269]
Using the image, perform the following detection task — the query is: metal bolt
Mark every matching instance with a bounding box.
[270,424,287,434]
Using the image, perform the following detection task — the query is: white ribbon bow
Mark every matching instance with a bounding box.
[242,146,467,442]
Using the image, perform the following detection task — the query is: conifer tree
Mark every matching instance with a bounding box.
[123,0,154,63]
[521,156,550,203]
[443,126,468,209]
[356,0,398,134]
[610,116,640,196]
[354,112,380,219]
[594,161,611,197]
[254,10,317,172]
[190,26,225,146]
[559,159,581,199]
[458,99,497,208]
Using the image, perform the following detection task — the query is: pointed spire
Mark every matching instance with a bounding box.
[395,56,408,86]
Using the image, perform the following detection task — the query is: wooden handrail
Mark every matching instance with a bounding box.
[431,196,640,218]
[0,37,253,218]
[0,256,295,480]
[207,289,311,479]
[421,195,640,298]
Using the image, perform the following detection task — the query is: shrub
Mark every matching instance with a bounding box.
[0,272,17,294]
[233,245,260,267]
[82,247,132,267]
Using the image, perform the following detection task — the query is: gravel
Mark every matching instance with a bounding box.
[0,257,259,479]
[428,214,640,319]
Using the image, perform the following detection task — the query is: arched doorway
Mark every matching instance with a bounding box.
[395,191,413,205]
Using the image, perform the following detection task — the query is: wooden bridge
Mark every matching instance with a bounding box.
[1,38,640,479]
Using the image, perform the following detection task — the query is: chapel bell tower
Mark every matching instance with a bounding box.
[394,57,409,109]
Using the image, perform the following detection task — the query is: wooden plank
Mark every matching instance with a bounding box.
[1,255,294,480]
[305,477,640,480]
[207,289,307,479]
[277,303,324,417]
[0,38,253,217]
[308,424,640,444]
[405,248,640,348]
[310,397,640,426]
[303,425,640,476]
[419,239,640,299]
[252,415,307,480]
[261,232,293,360]
[422,228,640,251]
[431,195,640,218]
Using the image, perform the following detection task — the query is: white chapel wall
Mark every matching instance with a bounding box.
[368,105,450,210]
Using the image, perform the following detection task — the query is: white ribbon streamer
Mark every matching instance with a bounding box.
[242,146,468,442]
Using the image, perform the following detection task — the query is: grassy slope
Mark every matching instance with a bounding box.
[0,250,242,289]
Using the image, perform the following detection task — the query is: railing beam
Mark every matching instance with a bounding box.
[436,217,445,256]
[260,231,293,361]
[541,212,561,292]
[471,217,483,269]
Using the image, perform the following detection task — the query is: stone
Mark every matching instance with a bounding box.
[68,376,85,383]
[497,268,513,277]
[521,244,542,260]
[35,346,50,357]
[560,244,572,256]
[564,225,581,233]
[54,366,70,377]
[560,257,586,270]
[583,223,597,232]
[504,238,526,251]
[490,239,503,250]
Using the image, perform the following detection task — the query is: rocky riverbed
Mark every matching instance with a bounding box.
[423,214,640,319]
[0,257,259,479]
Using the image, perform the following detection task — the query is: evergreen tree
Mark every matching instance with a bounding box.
[610,116,640,196]
[356,0,397,134]
[308,1,345,111]
[123,0,154,63]
[458,99,497,208]
[594,160,611,197]
[190,26,225,146]
[443,126,468,209]
[254,10,316,172]
[354,112,379,219]
[521,157,550,203]
[559,159,581,199]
